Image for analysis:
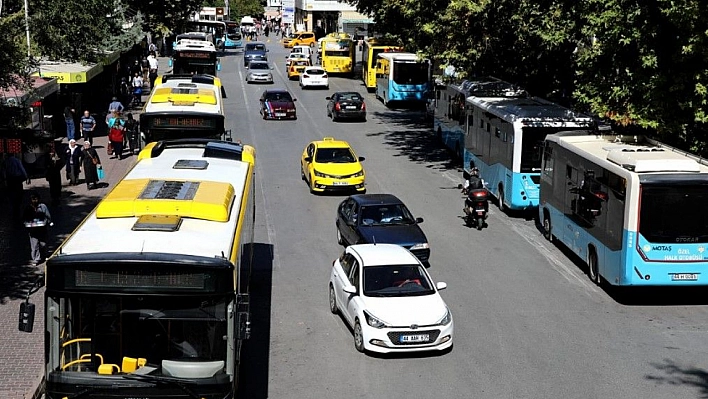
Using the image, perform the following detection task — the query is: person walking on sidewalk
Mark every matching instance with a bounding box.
[23,192,52,265]
[63,107,76,140]
[81,141,102,190]
[79,110,97,144]
[65,139,82,185]
[45,151,63,205]
[124,113,140,155]
[107,113,126,160]
[3,153,29,224]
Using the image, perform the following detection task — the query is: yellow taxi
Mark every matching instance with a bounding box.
[282,33,298,47]
[301,137,366,194]
[287,59,312,80]
[286,31,316,48]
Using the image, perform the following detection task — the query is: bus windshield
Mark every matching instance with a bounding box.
[392,62,428,85]
[639,184,708,243]
[54,295,228,372]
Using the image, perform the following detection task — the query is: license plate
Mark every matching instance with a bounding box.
[275,113,286,117]
[476,211,485,215]
[346,106,357,109]
[400,334,429,343]
[672,273,698,281]
[333,181,349,186]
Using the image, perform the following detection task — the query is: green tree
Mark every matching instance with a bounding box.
[0,12,34,91]
[124,0,206,35]
[227,0,264,20]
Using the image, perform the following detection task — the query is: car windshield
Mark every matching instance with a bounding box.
[359,204,416,226]
[265,92,292,102]
[247,44,265,51]
[315,147,356,163]
[249,63,269,70]
[338,93,362,101]
[364,265,435,297]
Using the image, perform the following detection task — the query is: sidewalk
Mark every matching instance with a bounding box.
[0,56,172,399]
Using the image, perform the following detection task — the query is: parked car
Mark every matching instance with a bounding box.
[329,243,453,353]
[335,194,430,262]
[259,89,297,120]
[246,61,274,84]
[299,67,329,89]
[326,92,367,121]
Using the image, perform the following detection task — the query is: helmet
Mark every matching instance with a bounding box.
[112,96,118,101]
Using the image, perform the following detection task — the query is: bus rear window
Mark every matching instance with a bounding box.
[392,62,428,85]
[639,185,708,243]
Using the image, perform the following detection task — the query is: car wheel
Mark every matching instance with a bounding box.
[300,165,306,181]
[353,319,365,353]
[329,284,338,314]
[309,178,316,194]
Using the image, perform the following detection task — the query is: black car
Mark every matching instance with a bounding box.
[336,194,430,262]
[244,41,268,67]
[326,92,366,122]
[259,89,297,120]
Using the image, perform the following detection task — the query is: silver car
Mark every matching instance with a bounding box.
[246,61,274,84]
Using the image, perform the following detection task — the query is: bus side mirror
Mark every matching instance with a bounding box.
[18,301,35,333]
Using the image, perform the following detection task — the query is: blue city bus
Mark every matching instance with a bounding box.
[454,80,593,210]
[223,20,243,49]
[375,52,431,106]
[184,20,227,51]
[539,131,708,286]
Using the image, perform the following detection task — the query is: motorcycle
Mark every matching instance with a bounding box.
[458,181,489,230]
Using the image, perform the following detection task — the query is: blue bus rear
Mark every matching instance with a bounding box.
[223,21,243,48]
[377,59,430,105]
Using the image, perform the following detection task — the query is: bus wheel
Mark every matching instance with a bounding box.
[542,212,553,242]
[497,185,507,213]
[588,249,601,285]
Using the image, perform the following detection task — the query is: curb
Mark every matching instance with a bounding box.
[27,374,44,399]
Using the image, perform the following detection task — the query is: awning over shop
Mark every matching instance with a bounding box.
[339,11,373,24]
[1,76,59,106]
[34,60,103,84]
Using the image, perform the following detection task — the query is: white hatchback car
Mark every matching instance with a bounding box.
[329,243,453,354]
[299,67,329,89]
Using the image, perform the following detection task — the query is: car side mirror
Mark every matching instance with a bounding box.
[304,156,312,162]
[358,156,365,162]
[436,282,447,291]
[415,217,424,223]
[325,97,331,100]
[343,285,357,295]
[293,98,297,102]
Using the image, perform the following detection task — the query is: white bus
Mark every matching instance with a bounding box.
[20,139,256,398]
[539,131,708,286]
[170,39,221,76]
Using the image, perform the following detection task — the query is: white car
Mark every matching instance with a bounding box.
[328,243,453,354]
[299,67,329,89]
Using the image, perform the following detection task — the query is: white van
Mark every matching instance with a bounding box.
[291,45,313,59]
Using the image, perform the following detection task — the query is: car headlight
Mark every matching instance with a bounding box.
[364,310,389,329]
[353,170,364,178]
[410,243,429,250]
[314,170,326,178]
[437,308,452,326]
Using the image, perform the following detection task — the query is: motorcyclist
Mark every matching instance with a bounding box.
[463,166,488,213]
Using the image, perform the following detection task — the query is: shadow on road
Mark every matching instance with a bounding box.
[367,111,460,171]
[646,359,708,397]
[238,242,274,398]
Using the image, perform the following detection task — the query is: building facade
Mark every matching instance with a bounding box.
[292,0,372,36]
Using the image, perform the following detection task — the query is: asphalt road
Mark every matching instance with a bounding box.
[226,40,708,399]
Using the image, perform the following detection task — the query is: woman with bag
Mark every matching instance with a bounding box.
[107,111,126,159]
[81,141,102,190]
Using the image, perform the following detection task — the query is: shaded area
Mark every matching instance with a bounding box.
[367,111,460,171]
[238,243,274,398]
[647,359,708,398]
[0,186,100,303]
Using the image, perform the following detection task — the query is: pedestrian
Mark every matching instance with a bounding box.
[45,151,63,205]
[81,141,101,190]
[63,106,76,140]
[65,139,82,185]
[132,72,144,106]
[141,56,150,80]
[264,24,270,37]
[149,41,158,54]
[124,113,140,155]
[23,192,52,265]
[79,110,97,144]
[3,153,29,224]
[107,112,126,160]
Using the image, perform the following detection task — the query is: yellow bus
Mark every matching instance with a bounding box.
[20,138,256,399]
[319,32,355,76]
[362,38,403,92]
[140,74,229,144]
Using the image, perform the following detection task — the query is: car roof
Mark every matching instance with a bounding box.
[349,244,420,267]
[334,91,363,97]
[349,194,403,206]
[313,137,351,148]
[247,41,266,45]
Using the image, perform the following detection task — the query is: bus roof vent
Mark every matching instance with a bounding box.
[132,215,183,232]
[174,159,209,170]
[96,179,235,222]
[606,148,701,173]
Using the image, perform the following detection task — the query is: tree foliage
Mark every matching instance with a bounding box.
[227,0,265,20]
[125,0,206,34]
[0,12,34,91]
[349,0,708,149]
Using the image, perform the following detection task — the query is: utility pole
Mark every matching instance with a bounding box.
[24,0,31,58]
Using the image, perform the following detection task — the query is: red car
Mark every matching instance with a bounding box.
[260,89,297,120]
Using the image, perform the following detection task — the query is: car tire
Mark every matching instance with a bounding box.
[354,319,365,353]
[300,165,306,181]
[329,284,338,314]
